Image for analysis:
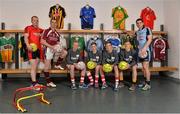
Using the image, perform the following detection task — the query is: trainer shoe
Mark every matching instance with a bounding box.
[94,83,99,88]
[79,83,88,89]
[129,84,136,91]
[118,82,124,88]
[71,84,77,90]
[47,82,57,88]
[54,65,64,70]
[30,83,43,91]
[87,83,94,87]
[101,83,108,90]
[141,84,151,91]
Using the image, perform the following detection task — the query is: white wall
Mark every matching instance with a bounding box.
[164,0,180,79]
[0,0,164,30]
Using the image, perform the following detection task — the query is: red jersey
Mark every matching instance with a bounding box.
[153,38,169,61]
[42,28,60,46]
[24,25,43,48]
[24,25,44,60]
[140,7,156,30]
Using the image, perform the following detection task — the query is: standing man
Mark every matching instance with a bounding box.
[136,18,153,91]
[24,16,43,87]
[41,19,66,87]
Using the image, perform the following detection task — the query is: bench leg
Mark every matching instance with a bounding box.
[2,73,7,79]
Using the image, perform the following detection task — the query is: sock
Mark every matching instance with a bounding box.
[101,75,106,85]
[56,57,63,66]
[80,75,85,85]
[31,81,37,86]
[95,75,99,85]
[115,77,119,87]
[146,81,150,85]
[87,72,94,85]
[71,77,76,86]
[44,72,52,83]
[36,73,40,82]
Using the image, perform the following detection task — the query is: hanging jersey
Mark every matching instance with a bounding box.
[153,38,169,61]
[136,27,152,51]
[80,6,96,29]
[140,7,156,30]
[112,6,128,30]
[19,36,29,61]
[86,37,103,51]
[105,36,121,53]
[42,28,60,46]
[49,5,66,29]
[121,35,138,49]
[0,36,15,62]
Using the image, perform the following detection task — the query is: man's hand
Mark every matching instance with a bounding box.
[27,44,32,51]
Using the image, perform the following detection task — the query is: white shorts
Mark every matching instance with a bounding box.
[45,47,54,60]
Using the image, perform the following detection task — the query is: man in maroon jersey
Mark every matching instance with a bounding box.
[41,19,67,87]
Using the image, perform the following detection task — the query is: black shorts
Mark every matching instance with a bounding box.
[138,50,150,62]
[31,49,40,59]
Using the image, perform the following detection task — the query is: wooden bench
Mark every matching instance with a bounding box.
[0,66,178,79]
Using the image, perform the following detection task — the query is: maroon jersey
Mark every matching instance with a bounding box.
[42,28,60,45]
[153,38,169,61]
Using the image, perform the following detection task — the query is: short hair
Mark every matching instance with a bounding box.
[91,42,97,46]
[124,40,131,44]
[105,41,112,46]
[136,18,143,23]
[31,16,38,21]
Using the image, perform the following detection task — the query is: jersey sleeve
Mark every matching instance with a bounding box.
[97,51,102,65]
[114,51,119,65]
[129,49,137,67]
[147,27,153,36]
[24,26,30,34]
[93,8,96,18]
[41,29,48,40]
[80,8,83,18]
[62,7,66,18]
[112,8,115,17]
[123,8,129,19]
[152,11,156,20]
[66,49,73,64]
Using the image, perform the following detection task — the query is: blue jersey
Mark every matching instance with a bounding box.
[80,6,96,29]
[86,37,103,51]
[136,27,152,51]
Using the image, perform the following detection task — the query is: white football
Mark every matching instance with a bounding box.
[138,51,148,59]
[76,61,86,70]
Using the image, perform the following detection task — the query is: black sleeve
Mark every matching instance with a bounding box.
[78,51,83,62]
[102,51,106,64]
[66,49,73,65]
[97,51,102,65]
[84,51,89,63]
[62,7,66,17]
[119,50,124,61]
[114,51,119,65]
[129,49,137,67]
[49,7,53,18]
